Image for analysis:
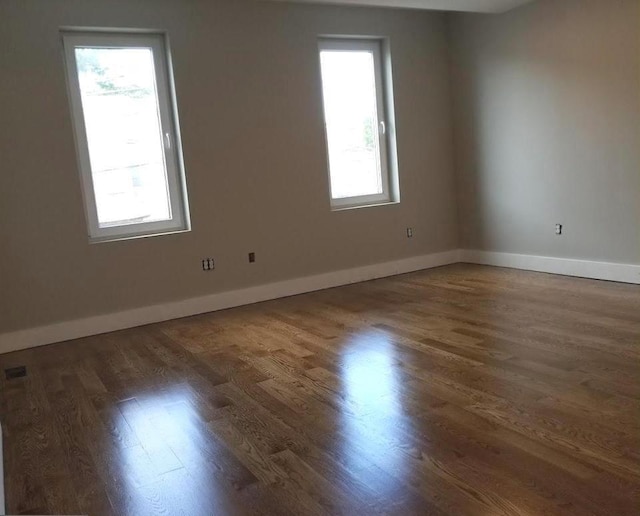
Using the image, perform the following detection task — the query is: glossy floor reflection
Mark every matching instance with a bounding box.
[340,333,408,487]
[115,387,223,515]
[0,264,639,515]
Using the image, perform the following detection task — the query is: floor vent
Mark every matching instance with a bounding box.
[5,366,27,380]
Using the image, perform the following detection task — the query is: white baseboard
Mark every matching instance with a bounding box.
[1,248,637,355]
[0,250,461,355]
[461,250,640,285]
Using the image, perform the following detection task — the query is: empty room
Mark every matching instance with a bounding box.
[0,0,638,514]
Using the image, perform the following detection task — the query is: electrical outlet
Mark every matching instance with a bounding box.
[555,224,563,235]
[248,252,256,263]
[202,258,215,271]
[407,227,413,238]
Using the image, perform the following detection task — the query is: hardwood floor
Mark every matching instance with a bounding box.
[0,264,639,515]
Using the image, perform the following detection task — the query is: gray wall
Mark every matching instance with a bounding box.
[0,0,458,333]
[2,0,637,336]
[449,0,640,264]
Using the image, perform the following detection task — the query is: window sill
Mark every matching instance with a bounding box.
[331,200,400,212]
[89,227,191,244]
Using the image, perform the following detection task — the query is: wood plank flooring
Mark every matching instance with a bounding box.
[0,264,639,515]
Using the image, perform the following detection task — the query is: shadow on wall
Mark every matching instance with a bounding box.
[451,0,640,263]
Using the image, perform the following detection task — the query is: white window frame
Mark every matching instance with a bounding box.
[62,30,190,242]
[318,37,399,210]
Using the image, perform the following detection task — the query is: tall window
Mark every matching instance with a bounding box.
[319,38,399,209]
[62,31,190,242]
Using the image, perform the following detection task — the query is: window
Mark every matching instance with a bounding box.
[62,31,190,242]
[318,38,399,209]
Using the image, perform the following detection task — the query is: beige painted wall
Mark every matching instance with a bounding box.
[449,0,640,264]
[0,0,458,333]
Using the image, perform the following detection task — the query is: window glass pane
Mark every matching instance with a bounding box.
[320,50,383,200]
[75,47,171,228]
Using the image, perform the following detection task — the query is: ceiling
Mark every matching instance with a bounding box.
[263,0,535,13]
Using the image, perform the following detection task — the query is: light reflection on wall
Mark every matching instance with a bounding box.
[339,332,410,493]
